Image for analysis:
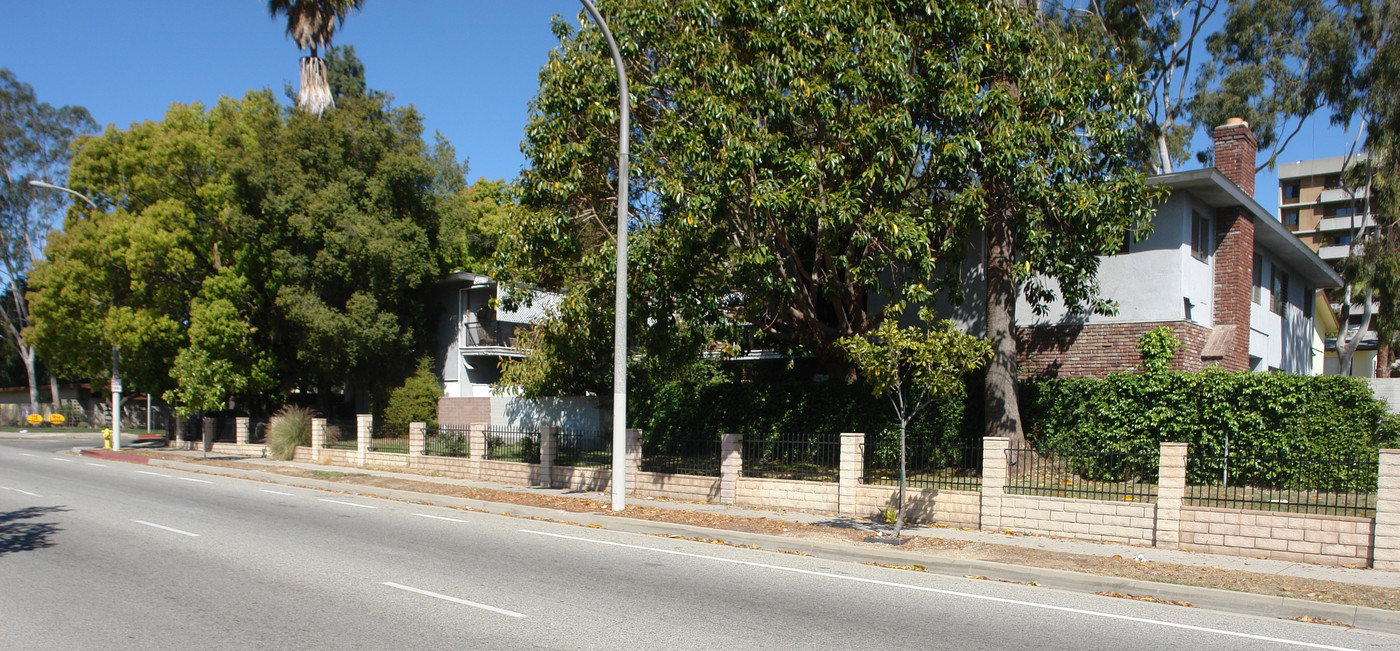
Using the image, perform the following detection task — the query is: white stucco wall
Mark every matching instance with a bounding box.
[1249,253,1315,374]
[489,396,604,432]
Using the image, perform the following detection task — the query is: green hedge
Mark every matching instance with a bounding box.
[632,378,970,459]
[1021,370,1387,489]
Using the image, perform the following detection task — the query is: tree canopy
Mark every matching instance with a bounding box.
[26,88,461,415]
[0,68,95,410]
[502,1,1162,442]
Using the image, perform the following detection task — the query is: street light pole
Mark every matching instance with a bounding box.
[28,179,98,209]
[27,180,117,448]
[577,0,630,512]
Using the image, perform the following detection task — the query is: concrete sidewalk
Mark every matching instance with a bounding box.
[76,445,1400,633]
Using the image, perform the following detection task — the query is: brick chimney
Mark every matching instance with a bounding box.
[1212,117,1258,197]
[1209,118,1257,372]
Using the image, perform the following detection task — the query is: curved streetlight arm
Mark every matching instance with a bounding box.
[28,179,98,210]
[578,0,631,513]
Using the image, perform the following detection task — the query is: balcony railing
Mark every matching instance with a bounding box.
[463,321,518,348]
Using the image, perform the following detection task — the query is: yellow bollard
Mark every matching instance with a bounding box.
[102,428,112,449]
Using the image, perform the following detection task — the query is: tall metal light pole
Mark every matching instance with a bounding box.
[27,180,119,449]
[577,0,630,512]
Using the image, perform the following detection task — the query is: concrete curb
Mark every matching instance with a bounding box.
[117,452,1400,634]
[79,448,150,464]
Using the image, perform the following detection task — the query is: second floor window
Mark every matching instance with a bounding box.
[1191,212,1211,262]
[1271,268,1289,316]
[1282,209,1299,228]
[1252,254,1262,303]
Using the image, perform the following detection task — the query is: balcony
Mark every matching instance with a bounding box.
[1319,244,1361,261]
[1319,187,1369,204]
[1316,214,1375,233]
[461,320,523,356]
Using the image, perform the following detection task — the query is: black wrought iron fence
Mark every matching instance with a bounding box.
[213,417,237,443]
[1006,447,1158,503]
[485,426,540,463]
[641,435,721,477]
[426,424,473,458]
[1187,453,1377,517]
[324,420,358,449]
[555,429,610,468]
[249,421,269,444]
[371,422,410,453]
[864,439,982,491]
[741,434,840,482]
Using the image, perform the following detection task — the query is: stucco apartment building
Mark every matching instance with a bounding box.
[943,119,1342,377]
[1277,153,1379,376]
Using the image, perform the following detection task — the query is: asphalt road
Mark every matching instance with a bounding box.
[3,438,1398,650]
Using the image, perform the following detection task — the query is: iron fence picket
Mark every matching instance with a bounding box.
[1187,453,1377,517]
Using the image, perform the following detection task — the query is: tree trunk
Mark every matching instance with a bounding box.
[893,420,907,538]
[21,346,38,414]
[48,373,60,406]
[1379,341,1393,378]
[984,207,1027,452]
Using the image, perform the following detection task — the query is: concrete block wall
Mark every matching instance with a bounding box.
[998,495,1157,546]
[735,477,839,513]
[1179,508,1374,566]
[853,485,980,527]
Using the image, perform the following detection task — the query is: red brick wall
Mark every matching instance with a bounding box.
[1017,321,1211,379]
[438,397,490,426]
[1212,120,1258,197]
[1212,207,1254,372]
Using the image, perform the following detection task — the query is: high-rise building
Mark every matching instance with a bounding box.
[1278,153,1377,375]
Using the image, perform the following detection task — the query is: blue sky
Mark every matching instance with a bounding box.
[0,0,1356,216]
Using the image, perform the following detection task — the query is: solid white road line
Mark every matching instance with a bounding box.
[178,477,212,484]
[20,453,37,457]
[519,530,1360,651]
[261,489,295,496]
[136,470,172,478]
[50,457,74,463]
[319,498,375,509]
[382,582,525,618]
[413,513,469,523]
[85,462,108,467]
[133,520,200,537]
[2,486,40,497]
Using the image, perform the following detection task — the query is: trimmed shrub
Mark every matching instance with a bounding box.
[1021,369,1387,488]
[267,405,313,460]
[378,357,442,426]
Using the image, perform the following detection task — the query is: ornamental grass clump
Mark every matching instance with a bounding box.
[267,405,313,460]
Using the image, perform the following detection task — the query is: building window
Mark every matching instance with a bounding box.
[1323,174,1342,189]
[1252,254,1262,303]
[1283,183,1301,201]
[1191,211,1210,262]
[1282,209,1299,228]
[1271,267,1289,316]
[1328,205,1356,218]
[1303,286,1314,319]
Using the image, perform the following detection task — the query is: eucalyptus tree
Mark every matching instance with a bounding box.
[0,69,95,411]
[267,0,365,116]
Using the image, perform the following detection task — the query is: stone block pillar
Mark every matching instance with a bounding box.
[469,423,487,460]
[311,418,326,462]
[1155,442,1188,549]
[409,422,426,460]
[356,414,372,467]
[839,433,864,515]
[201,418,215,453]
[980,437,1009,531]
[539,425,560,488]
[719,433,742,505]
[173,417,188,450]
[235,417,250,445]
[1375,449,1400,571]
[625,428,643,480]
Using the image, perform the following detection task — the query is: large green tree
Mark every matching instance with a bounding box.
[505,1,1162,448]
[0,69,96,412]
[510,0,1000,387]
[27,88,454,415]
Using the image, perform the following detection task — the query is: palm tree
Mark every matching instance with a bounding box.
[267,0,364,116]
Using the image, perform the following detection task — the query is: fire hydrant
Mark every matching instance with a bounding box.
[102,428,113,449]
